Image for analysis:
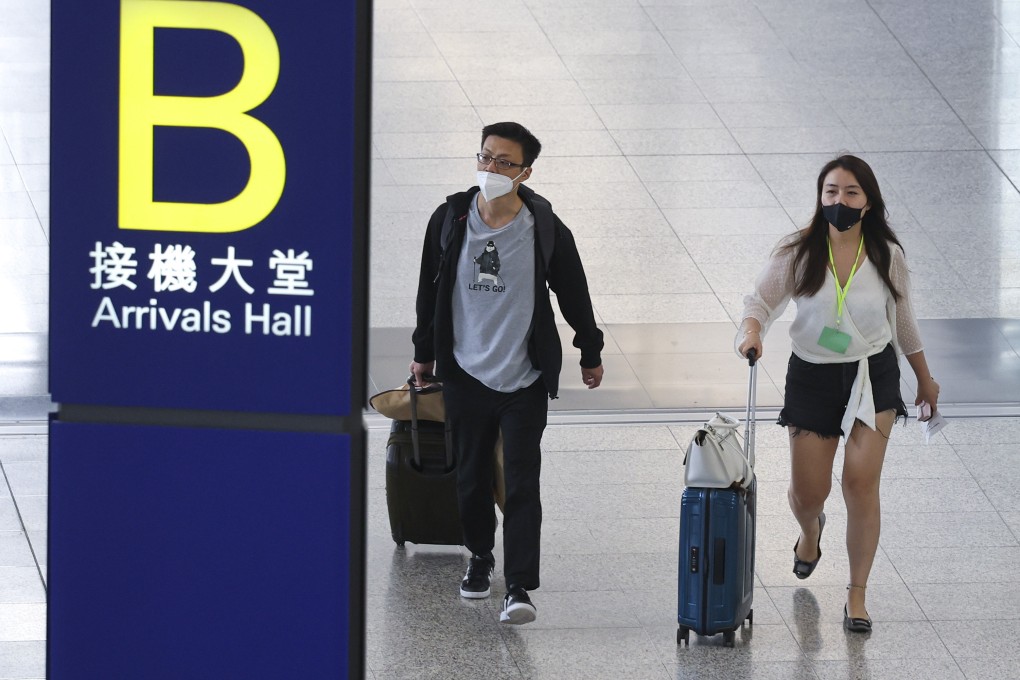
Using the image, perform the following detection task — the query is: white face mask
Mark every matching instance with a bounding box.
[476,169,525,202]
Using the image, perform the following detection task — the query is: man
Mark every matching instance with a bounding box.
[410,122,604,625]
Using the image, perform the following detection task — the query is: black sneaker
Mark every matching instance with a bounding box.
[500,586,536,624]
[459,553,494,599]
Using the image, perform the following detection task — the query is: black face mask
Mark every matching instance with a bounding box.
[822,203,864,232]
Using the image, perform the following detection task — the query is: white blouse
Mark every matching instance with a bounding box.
[739,235,923,435]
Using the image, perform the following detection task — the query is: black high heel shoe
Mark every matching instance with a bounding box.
[843,585,872,633]
[792,513,825,579]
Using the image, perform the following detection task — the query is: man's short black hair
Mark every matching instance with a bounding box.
[481,122,542,167]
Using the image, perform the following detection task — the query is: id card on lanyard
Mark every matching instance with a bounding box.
[818,235,864,354]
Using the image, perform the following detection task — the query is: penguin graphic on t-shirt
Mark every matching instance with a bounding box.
[474,240,500,285]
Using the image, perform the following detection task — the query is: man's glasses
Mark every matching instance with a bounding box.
[476,153,525,170]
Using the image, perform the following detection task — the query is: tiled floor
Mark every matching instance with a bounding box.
[3,0,1020,678]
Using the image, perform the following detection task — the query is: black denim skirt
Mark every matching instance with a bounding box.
[777,343,907,437]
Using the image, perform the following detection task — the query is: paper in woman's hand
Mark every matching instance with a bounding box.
[917,401,947,443]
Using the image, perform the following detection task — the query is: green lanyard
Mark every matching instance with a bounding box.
[826,234,864,327]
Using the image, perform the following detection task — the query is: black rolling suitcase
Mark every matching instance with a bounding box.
[676,350,758,646]
[381,377,463,547]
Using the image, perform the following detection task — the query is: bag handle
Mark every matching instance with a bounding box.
[406,375,454,470]
[745,349,757,470]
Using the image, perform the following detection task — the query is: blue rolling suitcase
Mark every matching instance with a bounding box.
[677,351,758,646]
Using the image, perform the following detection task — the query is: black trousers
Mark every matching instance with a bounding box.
[441,365,548,591]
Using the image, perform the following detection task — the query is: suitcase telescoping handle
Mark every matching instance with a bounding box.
[745,348,757,466]
[406,375,454,470]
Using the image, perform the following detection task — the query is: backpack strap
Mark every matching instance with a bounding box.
[439,204,458,255]
[433,206,465,284]
[530,198,555,273]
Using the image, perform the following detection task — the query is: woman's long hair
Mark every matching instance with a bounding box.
[781,154,904,301]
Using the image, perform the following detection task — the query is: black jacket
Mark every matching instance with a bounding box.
[412,185,603,398]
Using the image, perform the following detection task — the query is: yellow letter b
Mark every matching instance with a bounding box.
[119,0,285,233]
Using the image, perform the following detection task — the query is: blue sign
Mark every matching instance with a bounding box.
[50,0,367,415]
[48,421,353,679]
[48,2,370,678]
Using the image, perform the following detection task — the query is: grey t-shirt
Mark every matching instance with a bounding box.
[452,197,541,393]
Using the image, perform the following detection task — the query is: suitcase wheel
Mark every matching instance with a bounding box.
[723,630,736,647]
[747,608,753,626]
[676,626,690,647]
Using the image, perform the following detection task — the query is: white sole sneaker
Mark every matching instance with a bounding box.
[499,602,537,624]
[459,586,490,599]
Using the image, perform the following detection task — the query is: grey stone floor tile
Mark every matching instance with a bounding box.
[934,619,1020,659]
[627,351,755,386]
[542,448,683,487]
[590,293,732,324]
[603,318,742,356]
[884,546,1020,584]
[0,604,44,642]
[543,483,680,521]
[879,478,994,513]
[602,552,679,594]
[577,77,703,106]
[879,445,969,479]
[367,593,494,635]
[0,498,18,531]
[534,552,617,593]
[971,478,1020,514]
[955,656,1020,680]
[0,437,44,463]
[0,533,34,569]
[954,443,1020,475]
[812,657,966,680]
[588,517,679,554]
[623,588,681,628]
[728,125,861,155]
[878,511,1016,548]
[1002,511,1020,538]
[462,78,589,108]
[541,425,679,452]
[853,123,983,152]
[672,658,820,680]
[537,519,599,555]
[561,54,683,81]
[938,420,1020,446]
[647,180,778,211]
[647,381,784,410]
[749,446,793,481]
[584,259,712,295]
[374,666,522,680]
[366,617,518,676]
[911,582,1020,621]
[0,640,44,679]
[504,627,670,680]
[24,531,42,569]
[536,181,658,211]
[610,128,742,156]
[0,568,43,604]
[1,462,44,497]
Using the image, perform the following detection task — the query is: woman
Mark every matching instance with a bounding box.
[737,154,940,633]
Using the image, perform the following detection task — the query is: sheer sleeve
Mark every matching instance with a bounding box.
[889,245,924,355]
[741,239,797,337]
